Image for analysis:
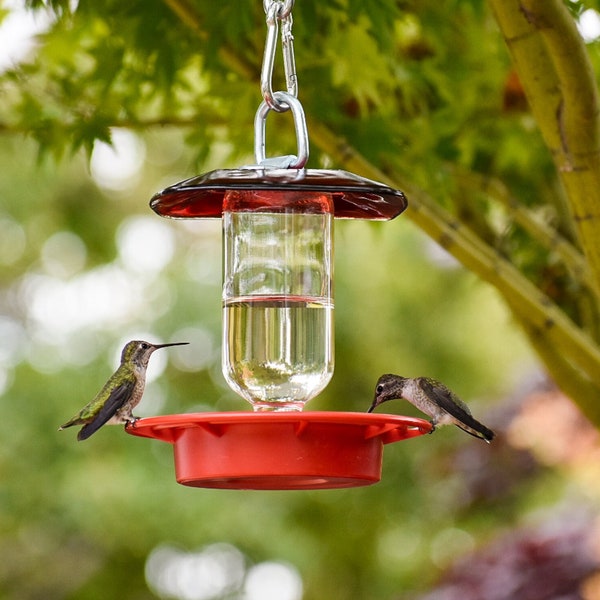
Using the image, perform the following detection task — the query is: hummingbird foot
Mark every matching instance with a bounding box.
[125,416,140,429]
[428,421,436,435]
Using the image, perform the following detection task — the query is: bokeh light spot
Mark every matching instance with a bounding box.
[145,543,245,600]
[117,216,175,274]
[41,230,87,278]
[579,9,600,43]
[243,561,303,600]
[0,215,26,265]
[90,128,146,191]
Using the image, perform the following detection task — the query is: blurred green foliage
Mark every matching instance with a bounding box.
[1,1,600,599]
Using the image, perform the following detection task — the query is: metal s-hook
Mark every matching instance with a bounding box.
[263,0,294,18]
[254,91,309,168]
[280,11,297,98]
[261,0,297,112]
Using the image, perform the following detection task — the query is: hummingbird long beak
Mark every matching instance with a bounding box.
[153,342,189,349]
[367,399,379,413]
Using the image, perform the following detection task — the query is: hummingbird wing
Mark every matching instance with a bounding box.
[77,380,136,441]
[418,378,495,442]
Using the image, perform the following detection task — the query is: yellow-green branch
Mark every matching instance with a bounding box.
[308,120,600,396]
[489,0,600,295]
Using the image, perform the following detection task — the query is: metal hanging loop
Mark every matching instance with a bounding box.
[254,91,309,168]
[261,0,297,112]
[280,10,297,97]
[263,0,294,18]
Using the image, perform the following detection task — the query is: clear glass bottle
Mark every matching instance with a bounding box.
[222,188,334,411]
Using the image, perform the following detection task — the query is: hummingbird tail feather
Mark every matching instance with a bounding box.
[455,420,495,443]
[58,418,80,431]
[77,419,106,441]
[77,424,96,441]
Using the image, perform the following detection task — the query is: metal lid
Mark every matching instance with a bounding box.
[149,168,408,220]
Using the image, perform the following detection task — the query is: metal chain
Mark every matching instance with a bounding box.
[254,0,308,168]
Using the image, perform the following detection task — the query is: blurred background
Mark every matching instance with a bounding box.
[2,1,600,598]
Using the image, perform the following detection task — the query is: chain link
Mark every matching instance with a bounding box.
[255,0,308,168]
[254,91,309,168]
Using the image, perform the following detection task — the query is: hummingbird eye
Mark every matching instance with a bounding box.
[140,342,150,350]
[376,384,384,394]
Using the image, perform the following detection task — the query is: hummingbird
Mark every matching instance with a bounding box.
[368,374,495,443]
[59,340,188,441]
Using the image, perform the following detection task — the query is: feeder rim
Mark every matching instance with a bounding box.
[149,168,408,220]
[125,410,432,444]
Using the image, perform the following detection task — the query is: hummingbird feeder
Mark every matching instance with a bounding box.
[126,0,431,489]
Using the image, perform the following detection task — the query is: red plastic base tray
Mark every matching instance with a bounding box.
[126,412,432,490]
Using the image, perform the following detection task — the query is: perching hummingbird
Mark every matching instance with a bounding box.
[368,374,495,443]
[59,340,188,441]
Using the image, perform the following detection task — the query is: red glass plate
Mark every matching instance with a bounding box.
[126,411,432,490]
[149,169,408,220]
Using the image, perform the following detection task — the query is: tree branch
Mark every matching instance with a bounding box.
[510,303,600,425]
[163,0,256,81]
[455,168,591,289]
[489,0,600,295]
[307,119,600,402]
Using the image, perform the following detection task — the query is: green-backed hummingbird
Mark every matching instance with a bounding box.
[368,374,495,443]
[59,340,188,441]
